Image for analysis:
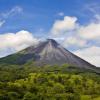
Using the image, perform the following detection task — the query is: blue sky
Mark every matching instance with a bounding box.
[0,0,99,34]
[0,0,100,66]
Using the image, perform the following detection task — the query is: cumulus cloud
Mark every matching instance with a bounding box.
[50,15,100,48]
[50,16,86,48]
[74,46,100,67]
[62,36,87,48]
[78,22,100,40]
[0,30,39,57]
[51,16,77,35]
[49,15,100,66]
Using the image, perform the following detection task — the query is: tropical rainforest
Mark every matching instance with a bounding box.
[0,63,100,100]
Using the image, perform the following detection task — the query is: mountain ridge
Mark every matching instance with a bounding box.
[0,39,97,69]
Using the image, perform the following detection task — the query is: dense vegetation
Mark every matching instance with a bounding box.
[0,64,100,100]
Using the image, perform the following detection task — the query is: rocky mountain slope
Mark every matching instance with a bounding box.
[0,39,99,73]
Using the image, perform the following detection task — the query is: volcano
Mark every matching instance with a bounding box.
[0,39,98,72]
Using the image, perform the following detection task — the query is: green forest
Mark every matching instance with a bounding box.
[0,64,100,100]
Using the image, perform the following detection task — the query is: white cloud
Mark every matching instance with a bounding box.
[62,36,87,47]
[74,46,100,67]
[50,16,86,48]
[0,30,39,57]
[50,15,100,48]
[51,16,77,35]
[78,22,100,39]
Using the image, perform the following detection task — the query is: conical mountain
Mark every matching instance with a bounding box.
[0,39,98,72]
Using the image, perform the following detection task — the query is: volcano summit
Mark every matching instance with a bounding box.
[0,39,98,72]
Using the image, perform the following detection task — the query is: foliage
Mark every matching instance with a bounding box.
[0,64,100,100]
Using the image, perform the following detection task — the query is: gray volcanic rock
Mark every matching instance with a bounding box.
[22,39,95,69]
[0,39,98,72]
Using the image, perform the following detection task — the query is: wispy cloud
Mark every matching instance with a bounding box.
[1,6,23,18]
[80,3,100,20]
[84,3,100,14]
[57,12,64,16]
[0,6,23,28]
[0,20,5,27]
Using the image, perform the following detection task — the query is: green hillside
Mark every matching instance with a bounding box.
[0,64,100,100]
[0,52,35,65]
